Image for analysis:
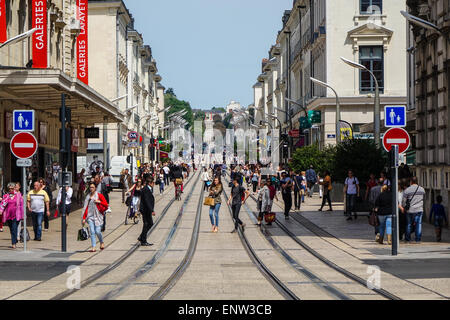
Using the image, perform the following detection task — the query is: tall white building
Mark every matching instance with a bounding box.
[254,0,407,149]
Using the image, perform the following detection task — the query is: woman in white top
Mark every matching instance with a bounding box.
[202,168,211,192]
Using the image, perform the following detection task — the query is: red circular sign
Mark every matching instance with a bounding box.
[383,128,410,154]
[10,132,38,159]
[127,131,138,140]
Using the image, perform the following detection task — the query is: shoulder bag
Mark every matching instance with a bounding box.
[404,186,420,213]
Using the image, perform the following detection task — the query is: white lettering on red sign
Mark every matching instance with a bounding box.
[77,0,88,84]
[32,0,47,68]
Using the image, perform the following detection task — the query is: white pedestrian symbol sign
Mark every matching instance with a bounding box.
[385,106,406,128]
[18,114,25,128]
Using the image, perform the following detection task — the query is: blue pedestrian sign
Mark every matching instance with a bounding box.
[385,106,406,128]
[13,110,35,132]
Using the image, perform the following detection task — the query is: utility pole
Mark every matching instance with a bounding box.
[390,145,399,256]
[60,94,69,253]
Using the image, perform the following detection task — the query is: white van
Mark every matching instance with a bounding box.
[109,156,138,188]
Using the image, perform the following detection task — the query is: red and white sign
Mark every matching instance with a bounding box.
[289,130,300,138]
[76,0,88,84]
[10,132,38,160]
[0,0,6,43]
[127,131,138,140]
[32,0,47,68]
[383,128,410,154]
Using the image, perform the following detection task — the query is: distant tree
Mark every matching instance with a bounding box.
[165,88,176,97]
[223,113,233,129]
[291,144,336,175]
[164,92,193,129]
[212,107,226,113]
[213,114,223,123]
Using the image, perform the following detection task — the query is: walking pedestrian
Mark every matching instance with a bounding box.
[127,179,143,219]
[120,168,132,204]
[202,168,211,192]
[344,170,360,221]
[27,181,50,241]
[138,178,155,246]
[251,170,260,194]
[280,172,293,220]
[56,186,73,218]
[398,179,408,241]
[227,178,249,233]
[208,176,223,233]
[39,178,52,232]
[0,183,24,249]
[318,170,333,212]
[369,179,384,241]
[365,173,378,201]
[163,163,170,186]
[77,169,86,205]
[159,169,165,194]
[257,179,270,226]
[306,166,317,197]
[82,183,108,252]
[374,185,393,245]
[267,179,278,214]
[401,177,426,244]
[293,172,303,211]
[429,195,448,242]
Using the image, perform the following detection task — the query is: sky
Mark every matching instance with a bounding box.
[125,0,293,110]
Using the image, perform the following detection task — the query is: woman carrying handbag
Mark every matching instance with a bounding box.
[208,177,223,233]
[257,180,270,226]
[0,183,24,249]
[82,183,108,252]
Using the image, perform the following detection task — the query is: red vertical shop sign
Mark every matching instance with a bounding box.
[32,0,47,68]
[77,0,88,84]
[0,0,6,43]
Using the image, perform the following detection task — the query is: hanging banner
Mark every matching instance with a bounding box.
[76,0,88,84]
[32,0,47,68]
[0,0,6,43]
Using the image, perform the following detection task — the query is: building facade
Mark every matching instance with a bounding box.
[0,0,123,192]
[254,0,408,150]
[406,0,450,215]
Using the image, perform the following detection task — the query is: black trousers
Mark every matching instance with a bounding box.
[252,182,258,193]
[294,189,301,209]
[320,191,332,210]
[231,203,243,230]
[203,181,209,191]
[139,212,154,243]
[282,192,292,217]
[44,209,49,230]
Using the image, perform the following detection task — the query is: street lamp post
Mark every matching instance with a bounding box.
[341,57,381,148]
[310,77,341,144]
[0,28,37,50]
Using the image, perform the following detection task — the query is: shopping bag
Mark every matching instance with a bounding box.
[77,225,90,241]
[19,227,30,243]
[264,212,276,224]
[203,197,215,206]
[54,208,59,218]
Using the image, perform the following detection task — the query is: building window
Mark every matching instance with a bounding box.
[422,171,428,188]
[359,46,384,93]
[360,0,382,14]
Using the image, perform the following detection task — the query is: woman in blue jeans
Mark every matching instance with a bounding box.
[82,183,108,252]
[374,185,393,245]
[208,176,223,233]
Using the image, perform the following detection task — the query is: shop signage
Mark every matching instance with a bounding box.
[76,0,88,84]
[85,127,99,139]
[289,130,300,138]
[32,0,48,68]
[127,131,138,140]
[17,159,32,167]
[0,0,6,43]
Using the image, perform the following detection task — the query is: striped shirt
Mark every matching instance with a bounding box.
[27,190,49,213]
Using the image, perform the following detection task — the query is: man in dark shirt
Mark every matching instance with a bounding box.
[227,178,249,233]
[293,172,303,211]
[138,178,155,246]
[280,172,293,219]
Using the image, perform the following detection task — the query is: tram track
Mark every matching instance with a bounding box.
[240,185,401,300]
[221,185,300,300]
[49,172,199,300]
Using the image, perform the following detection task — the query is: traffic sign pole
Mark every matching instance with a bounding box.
[23,167,27,252]
[390,145,399,256]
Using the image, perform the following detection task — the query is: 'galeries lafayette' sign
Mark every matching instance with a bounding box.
[32,0,47,68]
[77,0,88,84]
[0,0,6,43]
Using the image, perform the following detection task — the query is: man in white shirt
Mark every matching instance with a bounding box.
[344,170,360,221]
[163,164,170,185]
[57,186,73,217]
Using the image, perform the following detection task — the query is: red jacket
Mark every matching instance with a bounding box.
[83,193,108,220]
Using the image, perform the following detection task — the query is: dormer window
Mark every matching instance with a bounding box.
[360,0,382,15]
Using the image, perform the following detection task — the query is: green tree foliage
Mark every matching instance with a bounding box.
[331,139,386,183]
[165,88,176,97]
[165,93,194,129]
[213,114,223,123]
[291,144,336,175]
[212,107,226,113]
[223,113,233,129]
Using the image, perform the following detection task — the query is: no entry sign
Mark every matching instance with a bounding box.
[383,128,410,154]
[10,132,38,159]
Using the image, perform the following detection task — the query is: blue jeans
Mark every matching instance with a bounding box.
[87,219,104,248]
[378,215,392,239]
[160,182,165,194]
[346,194,357,215]
[209,203,221,227]
[8,220,19,245]
[31,212,44,240]
[406,212,423,242]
